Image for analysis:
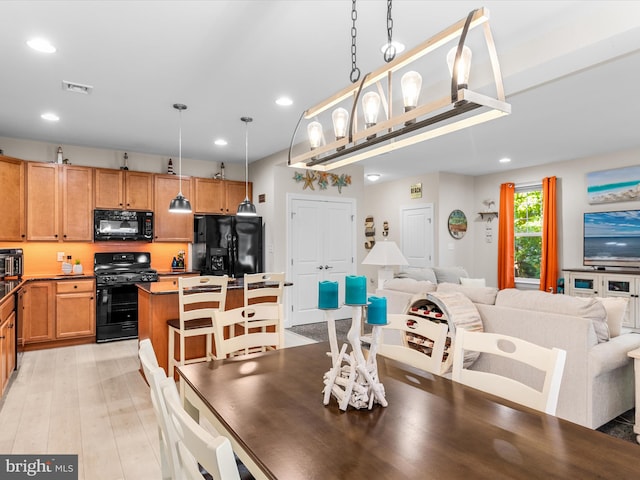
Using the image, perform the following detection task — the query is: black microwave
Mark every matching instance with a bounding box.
[94,210,153,242]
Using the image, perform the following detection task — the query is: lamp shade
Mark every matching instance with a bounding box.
[362,240,408,266]
[169,193,192,213]
[237,198,257,216]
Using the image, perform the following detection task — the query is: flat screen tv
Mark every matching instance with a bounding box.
[583,210,640,268]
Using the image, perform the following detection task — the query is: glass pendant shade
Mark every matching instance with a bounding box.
[447,45,472,89]
[331,108,349,139]
[307,121,323,149]
[237,116,257,216]
[169,103,192,213]
[401,71,422,111]
[362,91,381,127]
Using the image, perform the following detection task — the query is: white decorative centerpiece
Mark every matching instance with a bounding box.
[320,277,387,411]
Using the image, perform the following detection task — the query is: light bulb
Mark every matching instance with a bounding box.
[401,71,422,111]
[331,108,349,140]
[447,45,472,89]
[362,92,381,128]
[307,121,323,150]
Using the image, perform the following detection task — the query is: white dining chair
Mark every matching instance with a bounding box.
[212,303,284,359]
[243,272,285,306]
[139,339,181,480]
[452,328,567,415]
[377,314,449,375]
[161,379,241,480]
[167,276,229,379]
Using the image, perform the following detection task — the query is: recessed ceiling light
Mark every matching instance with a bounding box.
[366,173,381,182]
[27,38,56,53]
[499,157,511,164]
[214,139,228,146]
[276,96,293,106]
[41,112,59,122]
[380,41,405,55]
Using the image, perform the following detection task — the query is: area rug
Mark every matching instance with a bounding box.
[288,318,371,345]
[288,320,638,445]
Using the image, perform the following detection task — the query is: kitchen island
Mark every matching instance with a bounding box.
[137,278,284,375]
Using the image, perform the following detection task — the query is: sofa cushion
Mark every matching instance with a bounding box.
[383,277,436,294]
[432,266,469,284]
[437,282,498,305]
[460,277,486,287]
[595,297,628,338]
[397,267,438,284]
[496,289,609,343]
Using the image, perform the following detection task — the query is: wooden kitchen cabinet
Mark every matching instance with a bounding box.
[95,168,153,210]
[0,294,16,397]
[61,165,94,241]
[23,281,55,343]
[26,162,59,241]
[225,180,251,214]
[194,178,252,214]
[0,156,26,241]
[153,173,193,241]
[55,279,95,338]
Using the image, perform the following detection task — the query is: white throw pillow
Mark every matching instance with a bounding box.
[432,266,469,284]
[460,277,486,288]
[437,282,497,305]
[595,297,628,338]
[383,277,436,294]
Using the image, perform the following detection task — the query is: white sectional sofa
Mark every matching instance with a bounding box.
[377,274,640,429]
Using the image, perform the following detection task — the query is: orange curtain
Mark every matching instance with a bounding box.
[540,176,558,293]
[498,182,515,289]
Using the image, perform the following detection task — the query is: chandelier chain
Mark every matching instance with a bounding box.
[384,0,396,62]
[350,0,360,83]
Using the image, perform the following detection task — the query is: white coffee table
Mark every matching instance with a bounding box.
[627,347,640,444]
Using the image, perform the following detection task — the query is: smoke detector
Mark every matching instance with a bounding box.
[62,80,93,94]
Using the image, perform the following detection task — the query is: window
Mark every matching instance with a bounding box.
[514,184,542,281]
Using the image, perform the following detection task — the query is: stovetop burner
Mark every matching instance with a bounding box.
[94,252,158,285]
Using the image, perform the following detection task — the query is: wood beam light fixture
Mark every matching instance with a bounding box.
[288,7,511,172]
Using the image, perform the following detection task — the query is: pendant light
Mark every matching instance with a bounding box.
[169,103,192,213]
[237,116,257,216]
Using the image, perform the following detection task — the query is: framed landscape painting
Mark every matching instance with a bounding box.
[587,166,640,204]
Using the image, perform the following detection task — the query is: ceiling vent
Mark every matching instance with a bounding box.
[62,80,93,94]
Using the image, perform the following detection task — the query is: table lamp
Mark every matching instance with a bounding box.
[362,240,409,290]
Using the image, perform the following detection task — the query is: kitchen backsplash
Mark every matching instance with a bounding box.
[0,241,189,275]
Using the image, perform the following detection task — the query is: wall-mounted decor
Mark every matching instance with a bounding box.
[292,171,351,193]
[448,209,467,239]
[365,216,375,249]
[587,166,640,204]
[410,183,422,199]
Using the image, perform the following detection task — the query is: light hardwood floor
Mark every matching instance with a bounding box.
[0,331,315,480]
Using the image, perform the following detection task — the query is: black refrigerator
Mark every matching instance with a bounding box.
[193,215,263,278]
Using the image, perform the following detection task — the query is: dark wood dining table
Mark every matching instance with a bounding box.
[177,342,639,480]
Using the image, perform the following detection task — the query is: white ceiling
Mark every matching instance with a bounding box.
[1,1,640,183]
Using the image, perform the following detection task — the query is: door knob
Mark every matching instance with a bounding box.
[317,265,324,270]
[324,265,333,269]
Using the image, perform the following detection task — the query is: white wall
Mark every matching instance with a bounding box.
[362,170,477,283]
[473,146,640,287]
[0,136,246,180]
[248,149,365,279]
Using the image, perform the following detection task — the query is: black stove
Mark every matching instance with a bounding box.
[94,252,157,342]
[94,252,158,286]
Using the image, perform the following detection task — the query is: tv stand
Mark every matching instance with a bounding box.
[563,268,640,331]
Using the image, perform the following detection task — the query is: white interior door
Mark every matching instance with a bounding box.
[401,204,434,268]
[288,196,355,326]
